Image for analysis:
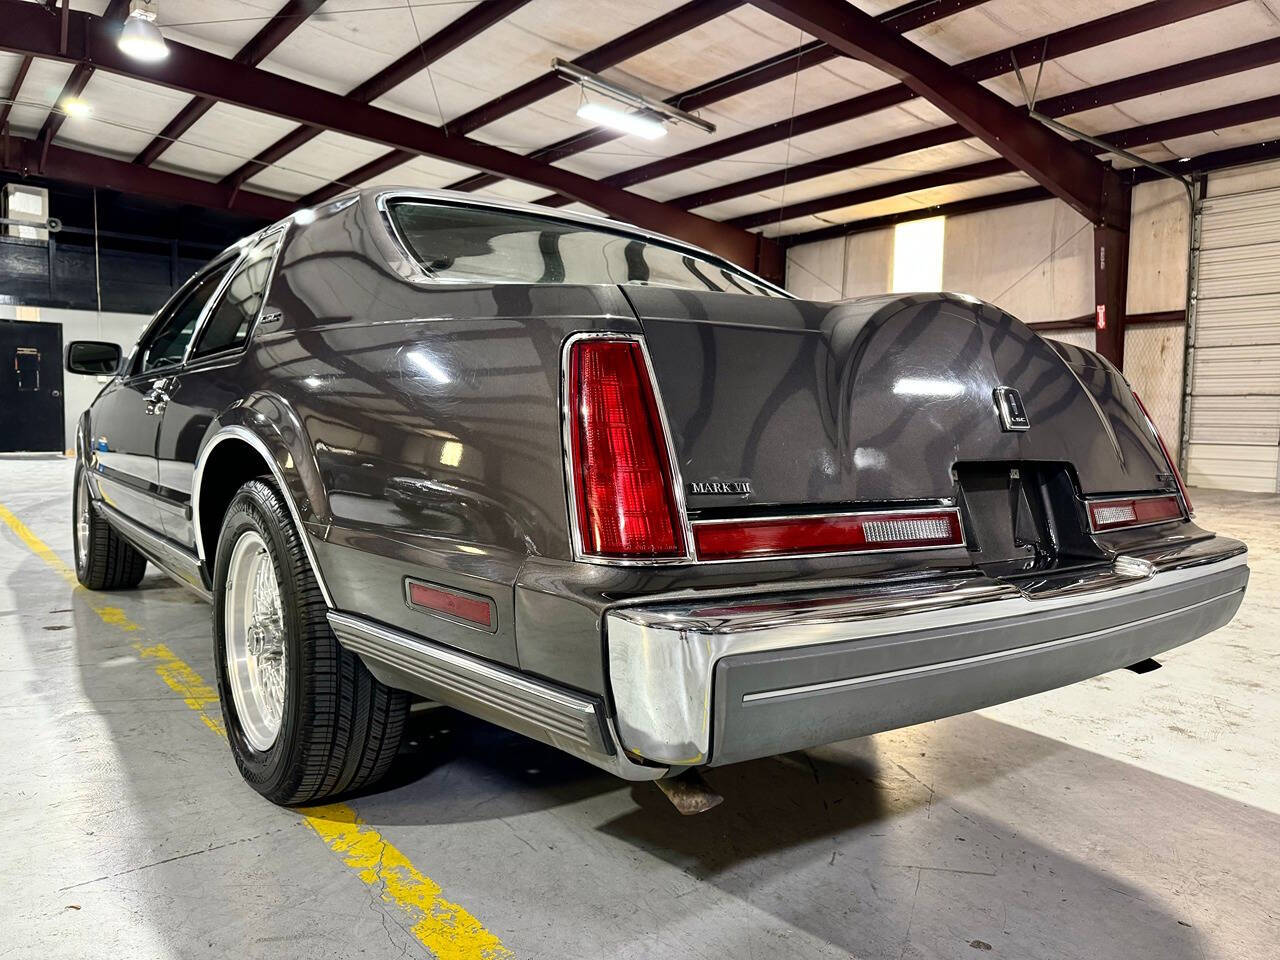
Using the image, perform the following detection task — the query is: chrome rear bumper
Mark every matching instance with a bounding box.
[604,536,1248,767]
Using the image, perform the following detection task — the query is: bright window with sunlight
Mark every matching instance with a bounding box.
[891,217,945,293]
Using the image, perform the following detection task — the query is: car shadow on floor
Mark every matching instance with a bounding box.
[49,564,1275,960]
[353,703,1266,960]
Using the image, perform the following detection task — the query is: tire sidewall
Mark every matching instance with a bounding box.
[213,481,310,798]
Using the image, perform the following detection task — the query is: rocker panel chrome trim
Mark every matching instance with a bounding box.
[97,501,211,602]
[327,611,668,782]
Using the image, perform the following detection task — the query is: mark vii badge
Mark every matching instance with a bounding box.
[994,386,1030,432]
[688,480,753,497]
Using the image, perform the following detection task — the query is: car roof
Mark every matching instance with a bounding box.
[246,186,789,297]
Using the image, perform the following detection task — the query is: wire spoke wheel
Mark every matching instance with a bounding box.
[75,475,91,573]
[224,530,287,752]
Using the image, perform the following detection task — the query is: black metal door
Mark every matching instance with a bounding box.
[0,320,64,452]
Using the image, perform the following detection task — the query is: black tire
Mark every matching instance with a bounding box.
[73,462,148,590]
[212,479,408,804]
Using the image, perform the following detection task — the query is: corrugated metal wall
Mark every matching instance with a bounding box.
[1186,176,1280,493]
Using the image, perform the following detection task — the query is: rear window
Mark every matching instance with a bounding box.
[386,201,783,297]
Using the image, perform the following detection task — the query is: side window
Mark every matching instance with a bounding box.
[191,233,282,358]
[139,260,235,373]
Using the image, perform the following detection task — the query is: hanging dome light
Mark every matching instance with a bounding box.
[118,2,168,62]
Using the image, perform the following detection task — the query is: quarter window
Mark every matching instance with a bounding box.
[139,260,235,373]
[192,233,282,358]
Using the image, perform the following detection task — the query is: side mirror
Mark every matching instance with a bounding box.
[66,340,122,376]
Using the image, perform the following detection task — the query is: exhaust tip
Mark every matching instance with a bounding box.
[655,770,724,815]
[1125,658,1162,674]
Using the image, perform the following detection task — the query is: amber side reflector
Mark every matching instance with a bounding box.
[692,509,963,561]
[406,579,494,631]
[1087,494,1183,532]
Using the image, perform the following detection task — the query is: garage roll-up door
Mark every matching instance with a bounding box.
[1187,185,1280,492]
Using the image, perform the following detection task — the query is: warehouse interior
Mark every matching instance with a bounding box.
[1,1,1278,957]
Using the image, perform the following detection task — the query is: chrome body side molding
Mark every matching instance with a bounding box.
[97,501,212,602]
[327,611,668,782]
[191,424,334,607]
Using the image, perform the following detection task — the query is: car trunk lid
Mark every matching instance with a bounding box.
[621,287,1175,517]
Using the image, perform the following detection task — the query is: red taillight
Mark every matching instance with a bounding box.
[406,579,495,631]
[567,337,687,560]
[693,509,963,561]
[1087,494,1183,532]
[1132,391,1194,518]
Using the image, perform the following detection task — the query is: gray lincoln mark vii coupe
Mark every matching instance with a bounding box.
[66,188,1249,806]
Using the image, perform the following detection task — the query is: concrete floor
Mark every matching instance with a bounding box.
[2,456,1277,960]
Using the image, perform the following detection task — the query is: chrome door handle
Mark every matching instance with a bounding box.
[144,377,172,415]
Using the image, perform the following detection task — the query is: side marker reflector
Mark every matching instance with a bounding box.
[406,579,495,631]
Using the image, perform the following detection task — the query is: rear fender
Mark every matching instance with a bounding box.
[191,394,334,605]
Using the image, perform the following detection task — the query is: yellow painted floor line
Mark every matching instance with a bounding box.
[0,500,513,960]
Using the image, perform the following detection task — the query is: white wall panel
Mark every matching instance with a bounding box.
[941,199,1093,324]
[1127,179,1189,315]
[783,229,893,301]
[784,198,1096,322]
[844,229,894,298]
[785,237,844,301]
[1037,327,1094,351]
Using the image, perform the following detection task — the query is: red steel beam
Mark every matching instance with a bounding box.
[444,39,842,194]
[727,158,1012,230]
[1,133,292,219]
[757,0,1126,225]
[0,1,774,270]
[445,0,989,195]
[677,35,1280,212]
[1094,214,1131,367]
[532,0,1244,207]
[33,0,129,165]
[220,0,532,192]
[732,94,1280,231]
[133,0,327,166]
[306,0,744,205]
[776,109,1280,248]
[0,54,32,132]
[1106,93,1280,152]
[446,0,740,137]
[778,185,1052,246]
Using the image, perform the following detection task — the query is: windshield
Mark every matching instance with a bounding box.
[386,200,783,297]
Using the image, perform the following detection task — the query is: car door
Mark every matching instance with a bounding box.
[156,228,285,546]
[90,257,237,537]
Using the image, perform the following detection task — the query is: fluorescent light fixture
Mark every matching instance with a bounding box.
[576,101,666,140]
[119,3,168,62]
[61,97,92,118]
[553,58,714,136]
